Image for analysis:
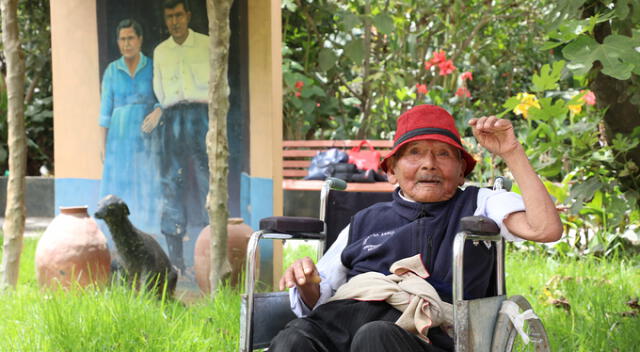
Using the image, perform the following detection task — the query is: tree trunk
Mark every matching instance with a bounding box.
[591,19,640,193]
[0,0,27,290]
[205,0,234,296]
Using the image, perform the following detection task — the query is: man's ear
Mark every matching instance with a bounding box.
[385,159,398,184]
[458,159,467,186]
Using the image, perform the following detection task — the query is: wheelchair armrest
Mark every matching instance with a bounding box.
[259,216,324,239]
[459,216,500,236]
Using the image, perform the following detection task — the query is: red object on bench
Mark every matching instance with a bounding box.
[282,140,396,192]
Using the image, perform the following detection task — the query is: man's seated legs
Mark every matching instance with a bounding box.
[351,321,448,352]
[270,299,451,352]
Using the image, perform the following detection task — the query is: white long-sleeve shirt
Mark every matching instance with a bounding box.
[290,187,526,317]
[153,29,210,108]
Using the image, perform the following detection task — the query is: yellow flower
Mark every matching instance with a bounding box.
[513,93,541,119]
[567,104,582,115]
[567,91,586,116]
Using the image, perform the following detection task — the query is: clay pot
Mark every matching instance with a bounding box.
[194,218,253,293]
[35,206,111,289]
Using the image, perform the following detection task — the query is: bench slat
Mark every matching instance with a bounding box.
[283,170,309,177]
[283,150,325,158]
[283,179,395,192]
[283,160,311,168]
[283,140,393,148]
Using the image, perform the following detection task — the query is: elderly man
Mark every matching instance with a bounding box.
[142,0,210,272]
[271,105,562,351]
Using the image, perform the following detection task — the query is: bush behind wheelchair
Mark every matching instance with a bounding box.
[240,178,550,351]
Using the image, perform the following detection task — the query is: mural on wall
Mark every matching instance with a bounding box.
[97,0,210,287]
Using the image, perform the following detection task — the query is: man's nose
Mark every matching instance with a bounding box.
[419,152,436,169]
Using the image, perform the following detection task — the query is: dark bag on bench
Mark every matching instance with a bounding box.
[304,148,349,180]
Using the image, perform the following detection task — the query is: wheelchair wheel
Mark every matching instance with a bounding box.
[491,295,550,352]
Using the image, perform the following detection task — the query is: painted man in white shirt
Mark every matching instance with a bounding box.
[142,0,209,272]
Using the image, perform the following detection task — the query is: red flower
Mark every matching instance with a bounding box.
[425,61,434,70]
[425,50,447,71]
[438,60,456,76]
[295,81,304,89]
[460,71,473,81]
[295,91,301,97]
[455,87,471,98]
[416,83,429,94]
[432,50,446,64]
[581,90,596,106]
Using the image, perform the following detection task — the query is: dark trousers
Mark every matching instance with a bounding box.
[269,300,453,352]
[157,103,209,270]
[158,102,209,235]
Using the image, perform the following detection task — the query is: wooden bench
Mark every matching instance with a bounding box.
[282,140,396,192]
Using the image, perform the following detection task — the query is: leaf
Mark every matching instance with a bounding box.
[615,0,630,20]
[562,35,639,80]
[502,96,521,110]
[318,48,338,71]
[527,97,568,123]
[538,160,563,178]
[532,61,565,92]
[341,13,360,31]
[301,100,316,114]
[569,177,602,213]
[372,14,394,34]
[344,38,365,63]
[281,0,297,12]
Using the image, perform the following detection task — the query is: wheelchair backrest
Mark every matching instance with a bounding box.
[323,190,394,251]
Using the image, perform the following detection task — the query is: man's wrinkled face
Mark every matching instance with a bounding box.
[387,140,466,203]
[164,3,191,44]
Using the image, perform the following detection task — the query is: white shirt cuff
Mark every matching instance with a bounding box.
[476,188,526,242]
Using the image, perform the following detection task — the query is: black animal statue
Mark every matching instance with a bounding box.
[95,195,178,298]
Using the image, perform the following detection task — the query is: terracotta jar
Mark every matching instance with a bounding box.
[35,206,111,289]
[194,218,253,293]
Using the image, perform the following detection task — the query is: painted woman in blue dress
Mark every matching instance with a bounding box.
[99,19,161,234]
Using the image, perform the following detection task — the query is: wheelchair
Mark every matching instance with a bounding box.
[240,177,550,351]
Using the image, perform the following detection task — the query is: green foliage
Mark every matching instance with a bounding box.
[505,250,640,351]
[500,60,639,257]
[282,241,317,273]
[282,0,552,140]
[0,0,53,175]
[532,61,565,92]
[562,34,640,79]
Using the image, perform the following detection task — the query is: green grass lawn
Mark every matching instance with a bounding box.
[1,237,638,351]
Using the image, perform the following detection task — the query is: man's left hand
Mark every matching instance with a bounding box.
[469,116,520,158]
[142,107,163,133]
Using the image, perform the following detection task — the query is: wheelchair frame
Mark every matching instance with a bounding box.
[240,177,550,351]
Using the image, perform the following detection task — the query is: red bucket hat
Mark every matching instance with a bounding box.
[380,105,476,176]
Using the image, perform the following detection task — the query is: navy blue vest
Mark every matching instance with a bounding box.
[341,186,495,302]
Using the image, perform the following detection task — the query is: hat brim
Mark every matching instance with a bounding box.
[380,134,476,176]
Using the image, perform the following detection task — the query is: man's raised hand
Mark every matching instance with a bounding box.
[469,116,521,158]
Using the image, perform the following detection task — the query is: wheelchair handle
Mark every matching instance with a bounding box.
[325,177,347,190]
[493,176,512,191]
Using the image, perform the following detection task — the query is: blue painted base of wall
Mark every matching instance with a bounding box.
[241,173,274,287]
[54,178,102,216]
